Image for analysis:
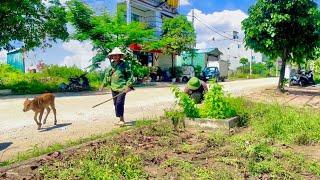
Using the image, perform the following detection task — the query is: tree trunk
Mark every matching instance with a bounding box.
[278,54,287,92]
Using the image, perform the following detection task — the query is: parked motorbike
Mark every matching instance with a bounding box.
[59,73,90,92]
[290,70,315,87]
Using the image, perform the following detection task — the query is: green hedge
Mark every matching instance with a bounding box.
[0,64,101,94]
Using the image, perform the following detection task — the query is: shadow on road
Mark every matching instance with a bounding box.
[0,142,13,151]
[39,123,72,132]
[0,91,111,100]
[286,87,320,97]
[123,121,136,127]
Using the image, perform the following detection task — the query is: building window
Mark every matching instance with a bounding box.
[132,13,140,22]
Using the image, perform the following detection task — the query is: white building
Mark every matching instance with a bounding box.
[220,42,263,71]
[124,0,178,35]
[119,0,179,70]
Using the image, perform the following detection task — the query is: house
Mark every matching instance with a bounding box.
[118,0,179,70]
[176,48,225,70]
[6,49,25,73]
[206,48,224,67]
[220,43,263,71]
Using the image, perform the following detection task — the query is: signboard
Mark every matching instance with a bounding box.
[7,49,25,73]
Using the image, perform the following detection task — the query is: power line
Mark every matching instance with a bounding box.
[192,13,236,38]
[193,15,243,43]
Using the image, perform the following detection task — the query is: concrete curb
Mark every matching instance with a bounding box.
[185,116,240,130]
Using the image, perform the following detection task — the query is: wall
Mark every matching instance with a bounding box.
[220,43,263,71]
[154,54,175,70]
[176,53,206,69]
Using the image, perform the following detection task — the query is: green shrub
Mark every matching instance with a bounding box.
[171,84,236,120]
[199,83,236,119]
[172,86,200,118]
[0,64,103,94]
[42,65,84,80]
[165,109,185,130]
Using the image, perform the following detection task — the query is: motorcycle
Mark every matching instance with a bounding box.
[290,70,315,87]
[59,73,90,92]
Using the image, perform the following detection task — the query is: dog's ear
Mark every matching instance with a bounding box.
[26,98,29,101]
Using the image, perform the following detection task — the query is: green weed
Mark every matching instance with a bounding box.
[172,86,200,118]
[165,109,185,130]
[200,83,236,119]
[206,131,227,148]
[41,145,147,179]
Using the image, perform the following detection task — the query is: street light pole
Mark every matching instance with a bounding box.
[191,9,195,66]
[250,49,253,76]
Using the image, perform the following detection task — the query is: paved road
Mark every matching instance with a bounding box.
[0,78,277,161]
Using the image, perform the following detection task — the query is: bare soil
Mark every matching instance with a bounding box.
[246,86,320,108]
[245,86,320,163]
[1,119,319,179]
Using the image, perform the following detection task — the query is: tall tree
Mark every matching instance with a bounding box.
[265,59,275,76]
[239,57,249,72]
[160,15,196,69]
[0,0,69,50]
[67,0,155,69]
[242,0,320,91]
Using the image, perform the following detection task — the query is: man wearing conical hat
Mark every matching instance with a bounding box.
[184,77,208,104]
[100,47,134,126]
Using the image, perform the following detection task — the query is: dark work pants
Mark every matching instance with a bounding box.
[112,91,126,117]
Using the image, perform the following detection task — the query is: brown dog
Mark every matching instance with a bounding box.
[23,93,57,129]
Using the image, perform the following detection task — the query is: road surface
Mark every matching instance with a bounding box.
[0,78,277,161]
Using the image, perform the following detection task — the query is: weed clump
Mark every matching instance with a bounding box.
[171,83,236,120]
[165,109,185,131]
[206,131,227,148]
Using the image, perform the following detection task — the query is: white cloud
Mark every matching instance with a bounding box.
[180,0,191,6]
[187,9,263,70]
[42,0,68,6]
[61,40,96,69]
[0,50,7,64]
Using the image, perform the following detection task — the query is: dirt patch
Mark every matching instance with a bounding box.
[246,86,320,108]
[292,144,320,162]
[1,118,319,179]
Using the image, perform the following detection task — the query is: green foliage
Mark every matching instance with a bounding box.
[242,0,320,89]
[42,65,83,79]
[67,0,155,69]
[171,86,200,118]
[206,131,226,148]
[149,15,196,69]
[41,145,146,179]
[229,97,320,144]
[231,62,277,79]
[172,83,236,119]
[200,83,236,119]
[160,15,196,55]
[165,109,185,130]
[240,57,249,66]
[0,64,101,94]
[0,0,68,50]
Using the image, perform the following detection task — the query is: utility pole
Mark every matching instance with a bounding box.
[250,49,253,76]
[191,9,195,66]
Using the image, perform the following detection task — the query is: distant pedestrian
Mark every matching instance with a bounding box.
[184,77,208,104]
[99,47,134,126]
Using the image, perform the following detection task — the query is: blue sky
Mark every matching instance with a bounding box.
[2,0,320,69]
[179,0,257,15]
